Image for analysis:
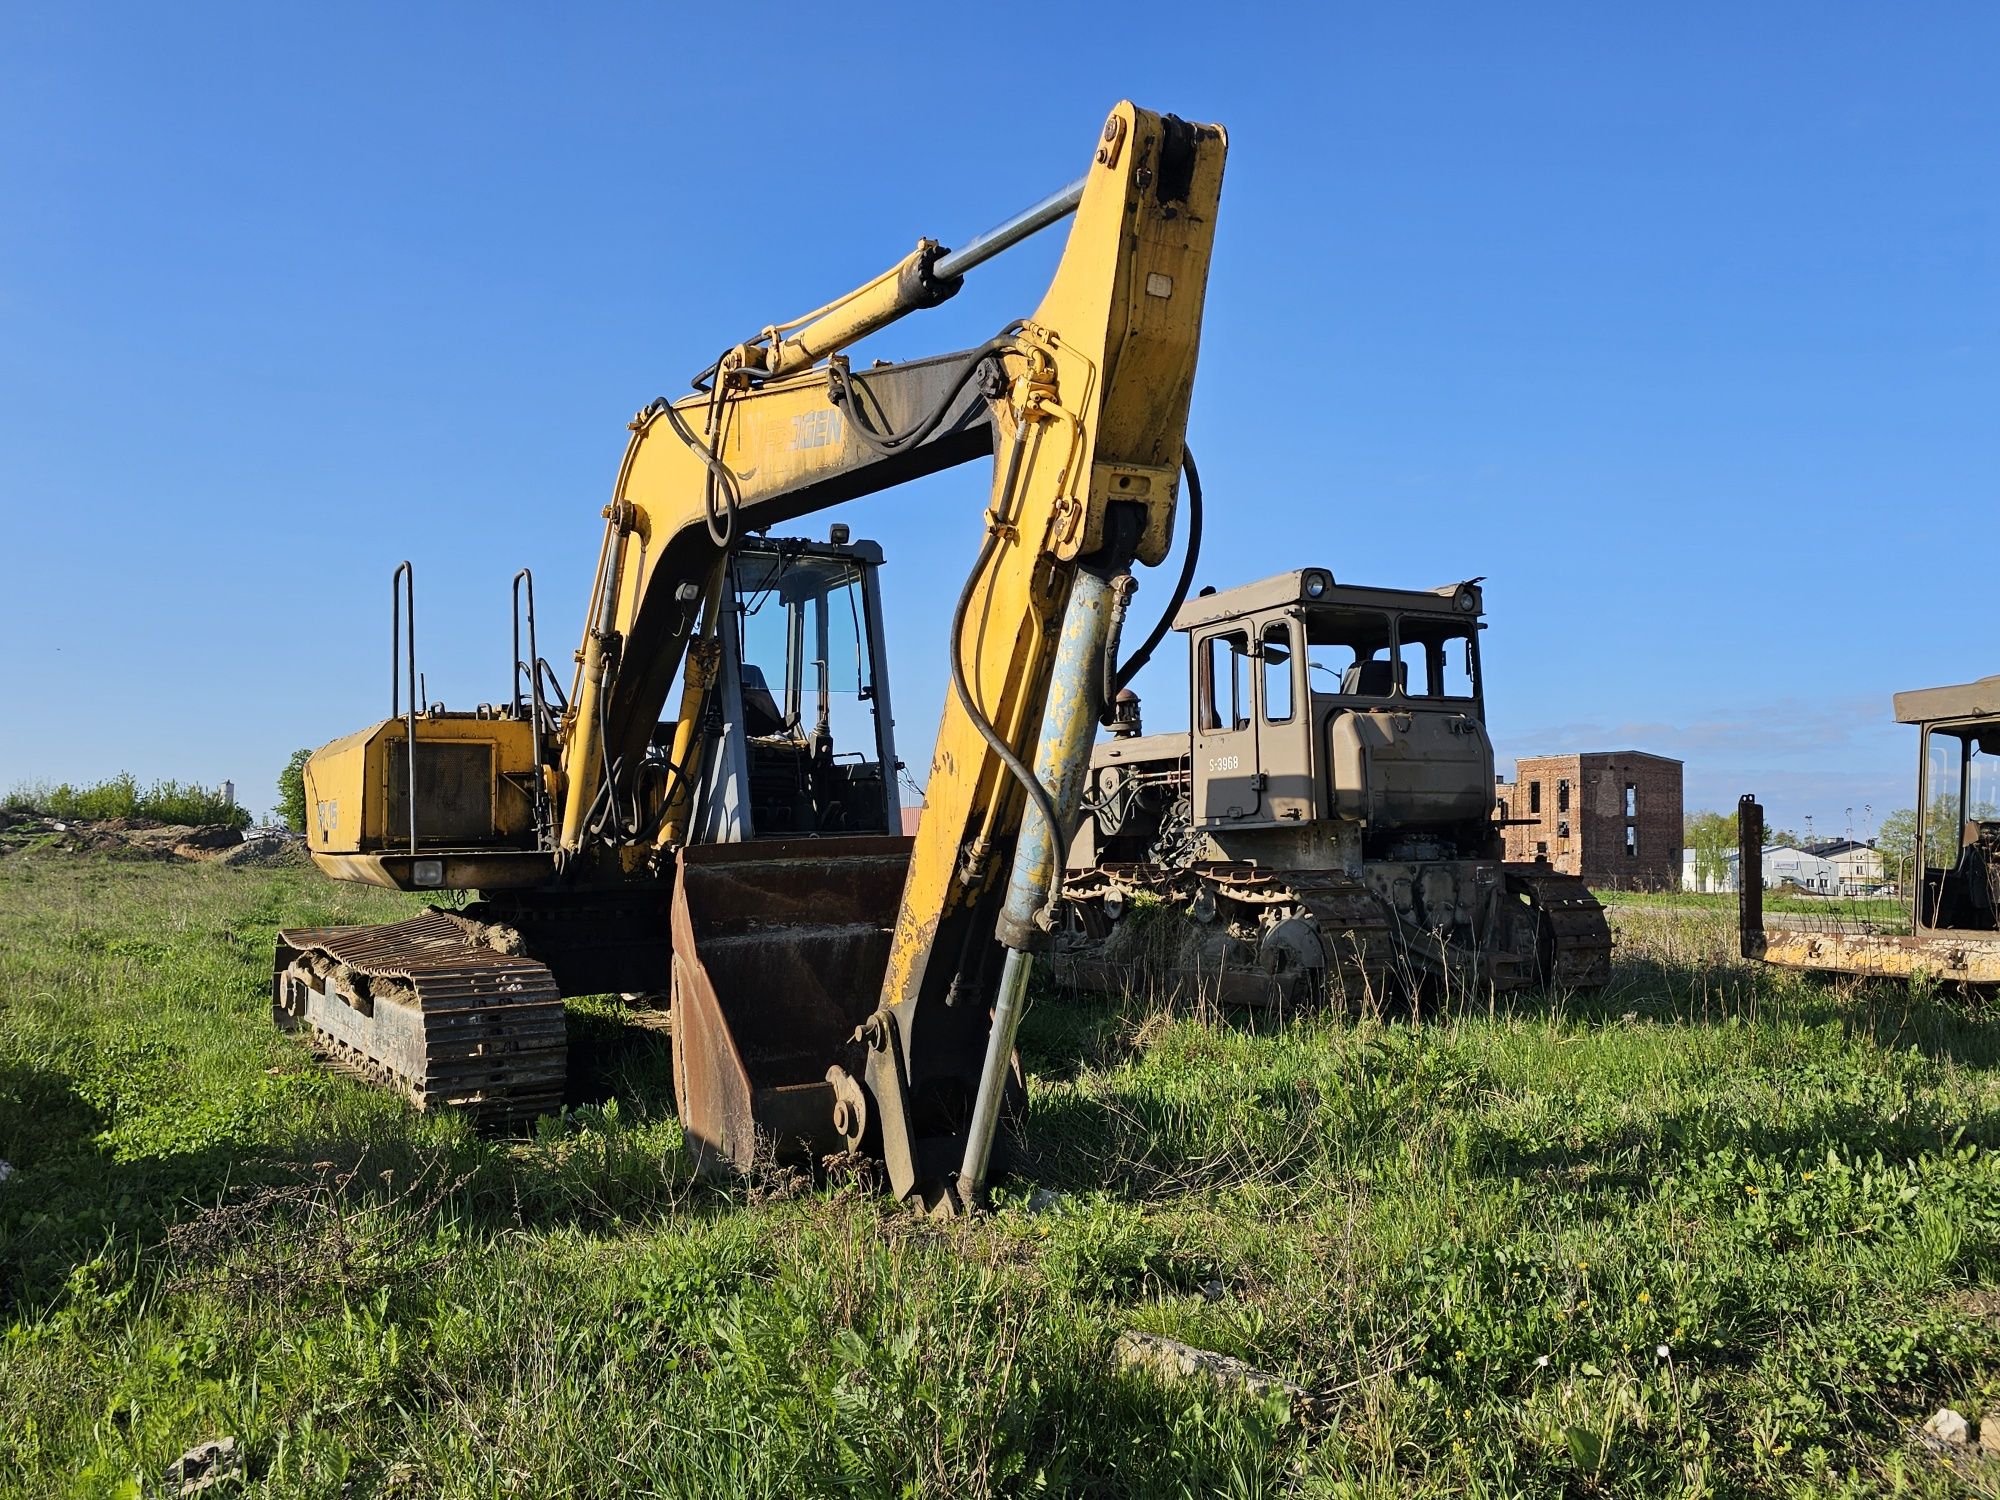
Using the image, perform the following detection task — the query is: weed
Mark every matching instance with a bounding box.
[162,1154,471,1306]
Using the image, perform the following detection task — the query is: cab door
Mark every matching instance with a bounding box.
[1255,618,1313,823]
[1193,628,1263,823]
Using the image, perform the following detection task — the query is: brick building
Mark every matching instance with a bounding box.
[1494,751,1683,891]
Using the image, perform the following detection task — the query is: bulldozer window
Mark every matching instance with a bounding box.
[1261,621,1294,722]
[1399,616,1481,701]
[1303,607,1396,698]
[1201,631,1252,731]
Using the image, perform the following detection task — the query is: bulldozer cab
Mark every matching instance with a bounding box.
[1177,571,1489,835]
[691,533,901,841]
[1906,678,2000,933]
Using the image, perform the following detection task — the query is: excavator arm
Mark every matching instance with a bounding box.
[574,104,1226,1209]
[554,345,999,868]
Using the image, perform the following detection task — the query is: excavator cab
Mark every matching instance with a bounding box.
[280,528,905,1126]
[299,531,900,892]
[692,532,901,841]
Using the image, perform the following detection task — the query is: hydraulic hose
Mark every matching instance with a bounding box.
[950,438,1198,926]
[945,430,1067,923]
[1111,445,1203,695]
[612,397,741,549]
[656,399,741,548]
[829,324,1023,457]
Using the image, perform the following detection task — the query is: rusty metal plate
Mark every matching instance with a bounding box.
[1758,928,2000,985]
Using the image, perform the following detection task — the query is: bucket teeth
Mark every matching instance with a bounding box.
[273,911,566,1126]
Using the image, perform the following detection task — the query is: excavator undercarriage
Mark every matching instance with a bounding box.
[273,911,567,1125]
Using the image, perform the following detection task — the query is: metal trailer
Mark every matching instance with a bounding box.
[1739,674,2000,985]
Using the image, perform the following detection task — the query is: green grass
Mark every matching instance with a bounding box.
[5,772,250,831]
[5,860,2000,1495]
[1606,888,1907,924]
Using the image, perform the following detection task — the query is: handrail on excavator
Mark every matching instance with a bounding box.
[389,561,417,857]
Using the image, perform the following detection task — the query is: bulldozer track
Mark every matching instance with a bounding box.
[1058,862,1399,1008]
[273,911,566,1127]
[1059,860,1610,1004]
[1502,868,1613,989]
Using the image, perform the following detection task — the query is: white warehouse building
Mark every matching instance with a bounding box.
[1682,846,1843,895]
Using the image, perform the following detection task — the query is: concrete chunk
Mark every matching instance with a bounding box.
[1924,1408,1971,1446]
[1113,1329,1307,1407]
[164,1436,242,1494]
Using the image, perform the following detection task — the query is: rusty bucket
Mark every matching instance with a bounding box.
[670,836,912,1175]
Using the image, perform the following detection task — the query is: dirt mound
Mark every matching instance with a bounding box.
[218,833,307,868]
[120,823,245,860]
[0,812,162,859]
[0,812,291,864]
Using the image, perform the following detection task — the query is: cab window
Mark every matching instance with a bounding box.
[1923,727,2000,870]
[1399,615,1481,701]
[1200,631,1252,731]
[1260,621,1294,723]
[1303,608,1396,697]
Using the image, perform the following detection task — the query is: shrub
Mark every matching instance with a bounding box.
[276,748,311,833]
[139,779,251,829]
[5,772,139,820]
[4,773,250,830]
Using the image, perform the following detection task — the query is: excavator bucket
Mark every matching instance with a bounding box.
[669,837,913,1175]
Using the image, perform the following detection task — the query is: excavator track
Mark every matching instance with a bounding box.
[273,911,566,1126]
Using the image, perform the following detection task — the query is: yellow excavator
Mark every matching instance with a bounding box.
[276,102,1227,1212]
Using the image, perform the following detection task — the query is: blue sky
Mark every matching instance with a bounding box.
[2,5,1993,839]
